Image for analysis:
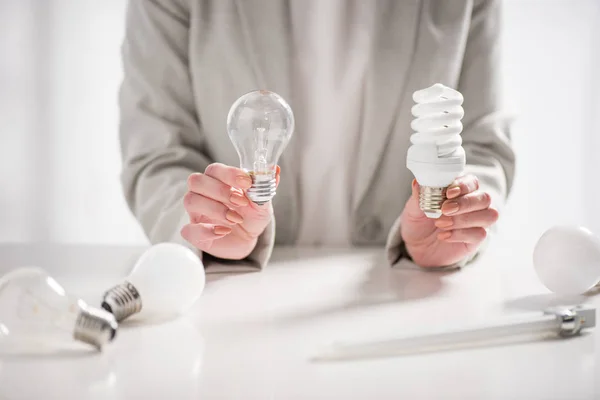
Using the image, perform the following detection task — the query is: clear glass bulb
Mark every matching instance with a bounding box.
[101,243,205,322]
[0,267,117,353]
[227,90,295,205]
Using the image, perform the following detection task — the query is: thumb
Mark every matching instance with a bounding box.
[411,178,419,199]
[403,179,425,219]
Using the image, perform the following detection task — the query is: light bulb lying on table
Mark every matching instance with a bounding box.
[315,225,600,360]
[533,225,600,295]
[101,243,205,322]
[315,304,596,361]
[407,83,465,218]
[0,267,117,352]
[227,90,295,205]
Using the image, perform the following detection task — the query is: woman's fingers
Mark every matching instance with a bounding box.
[236,203,274,235]
[184,192,244,225]
[204,163,253,190]
[180,223,232,247]
[229,221,261,242]
[187,173,249,207]
[195,210,269,241]
[445,174,479,199]
[182,164,280,252]
[441,190,491,216]
[434,208,499,230]
[437,227,487,244]
[188,164,282,206]
[181,164,280,254]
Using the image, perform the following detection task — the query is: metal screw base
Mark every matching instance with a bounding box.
[419,186,447,219]
[101,282,143,322]
[247,174,276,205]
[73,305,118,350]
[546,305,597,337]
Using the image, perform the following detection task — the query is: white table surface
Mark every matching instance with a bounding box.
[0,237,598,400]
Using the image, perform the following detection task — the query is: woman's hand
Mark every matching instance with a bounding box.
[400,175,498,268]
[180,163,280,260]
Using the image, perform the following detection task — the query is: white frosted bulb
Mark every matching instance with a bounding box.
[101,243,205,322]
[533,226,600,295]
[0,267,117,352]
[227,90,295,205]
[407,83,466,218]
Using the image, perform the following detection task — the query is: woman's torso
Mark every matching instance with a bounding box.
[185,0,475,246]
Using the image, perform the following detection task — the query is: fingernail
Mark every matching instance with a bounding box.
[226,209,244,224]
[230,193,249,206]
[443,201,460,215]
[438,231,452,240]
[446,186,461,199]
[180,225,190,237]
[236,175,253,189]
[214,226,232,235]
[435,218,454,228]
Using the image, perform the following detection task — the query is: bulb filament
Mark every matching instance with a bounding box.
[253,116,271,173]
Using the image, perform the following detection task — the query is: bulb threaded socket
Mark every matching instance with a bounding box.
[73,305,118,350]
[419,186,447,219]
[247,174,276,205]
[101,282,142,322]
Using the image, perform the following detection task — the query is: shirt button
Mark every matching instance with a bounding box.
[358,217,383,240]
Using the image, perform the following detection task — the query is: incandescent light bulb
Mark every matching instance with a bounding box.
[227,90,295,205]
[407,83,466,218]
[101,243,205,322]
[0,267,117,352]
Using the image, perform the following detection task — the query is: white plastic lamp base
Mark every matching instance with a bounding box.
[533,226,600,295]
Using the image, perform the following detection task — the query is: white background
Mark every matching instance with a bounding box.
[1,0,599,250]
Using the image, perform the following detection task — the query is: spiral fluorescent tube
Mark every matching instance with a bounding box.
[407,83,466,218]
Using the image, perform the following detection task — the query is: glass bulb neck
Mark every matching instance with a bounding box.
[101,281,142,322]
